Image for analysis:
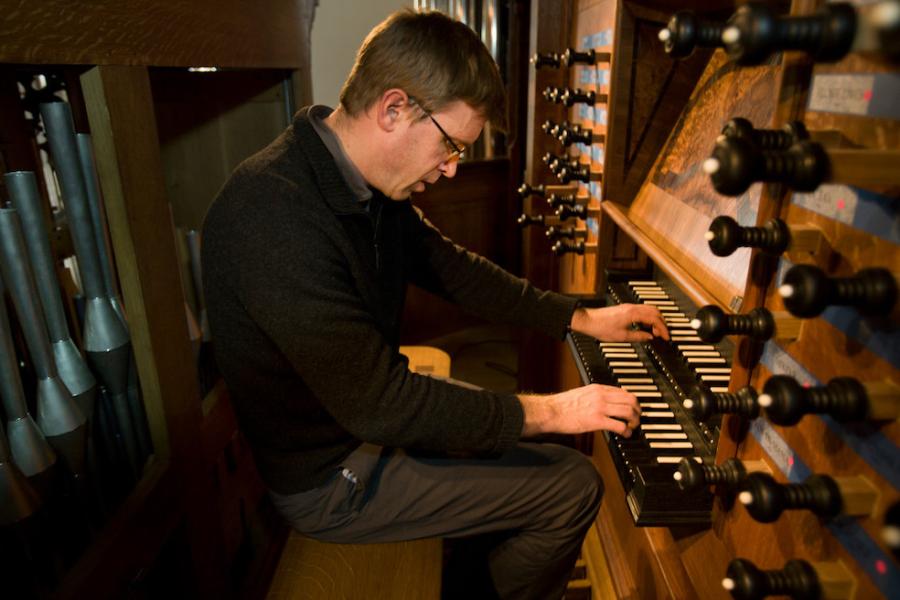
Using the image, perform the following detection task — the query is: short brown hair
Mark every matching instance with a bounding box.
[339,9,507,131]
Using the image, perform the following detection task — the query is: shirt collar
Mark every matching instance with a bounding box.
[308,105,373,205]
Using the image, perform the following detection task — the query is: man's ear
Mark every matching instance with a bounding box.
[374,88,411,132]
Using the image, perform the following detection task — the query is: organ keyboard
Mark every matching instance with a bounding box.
[568,274,733,525]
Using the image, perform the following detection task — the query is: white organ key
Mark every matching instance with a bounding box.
[634,391,663,398]
[658,307,680,312]
[680,351,721,357]
[711,387,729,393]
[612,368,648,374]
[621,385,658,391]
[649,441,694,449]
[701,376,731,382]
[602,352,639,358]
[672,336,703,341]
[642,411,675,418]
[642,424,682,430]
[599,342,631,347]
[657,456,702,464]
[695,367,731,373]
[677,345,717,351]
[618,378,654,384]
[644,432,688,440]
[686,357,728,364]
[609,361,644,367]
[628,280,659,286]
[639,402,669,409]
[645,300,676,305]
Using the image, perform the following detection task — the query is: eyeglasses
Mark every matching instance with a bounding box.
[409,97,466,161]
[425,112,466,161]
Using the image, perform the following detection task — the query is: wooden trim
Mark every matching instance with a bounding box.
[602,201,722,310]
[0,0,315,68]
[582,522,617,599]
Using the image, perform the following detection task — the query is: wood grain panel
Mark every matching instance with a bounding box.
[0,0,314,68]
[520,0,575,393]
[267,535,442,600]
[627,52,781,312]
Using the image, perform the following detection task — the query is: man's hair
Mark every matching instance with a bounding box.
[339,9,507,131]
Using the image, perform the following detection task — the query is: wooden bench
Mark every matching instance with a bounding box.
[266,346,449,600]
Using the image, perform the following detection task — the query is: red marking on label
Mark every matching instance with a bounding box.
[863,89,873,101]
[802,381,812,389]
[836,199,846,210]
[876,560,887,575]
[788,456,795,466]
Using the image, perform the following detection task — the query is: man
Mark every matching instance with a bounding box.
[202,9,668,599]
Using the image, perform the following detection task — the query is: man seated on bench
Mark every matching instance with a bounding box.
[202,9,668,599]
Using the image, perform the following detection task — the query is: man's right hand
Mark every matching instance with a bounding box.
[519,384,641,438]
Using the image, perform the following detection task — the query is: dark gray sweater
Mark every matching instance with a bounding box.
[202,107,578,494]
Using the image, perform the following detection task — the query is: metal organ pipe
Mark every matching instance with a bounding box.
[0,208,86,479]
[39,101,146,477]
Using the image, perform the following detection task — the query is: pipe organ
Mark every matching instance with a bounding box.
[522,0,899,597]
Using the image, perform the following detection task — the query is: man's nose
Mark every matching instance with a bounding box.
[439,159,459,178]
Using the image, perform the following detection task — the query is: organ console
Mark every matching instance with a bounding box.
[521,1,898,596]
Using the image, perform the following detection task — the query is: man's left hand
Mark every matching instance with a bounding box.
[569,304,670,342]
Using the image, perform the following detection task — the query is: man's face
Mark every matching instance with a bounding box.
[385,100,486,200]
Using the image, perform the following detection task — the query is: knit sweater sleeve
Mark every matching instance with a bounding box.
[402,203,578,340]
[215,186,524,455]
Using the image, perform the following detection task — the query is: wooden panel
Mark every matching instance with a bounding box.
[627,52,781,312]
[0,0,314,68]
[605,1,712,206]
[589,428,734,599]
[151,69,291,230]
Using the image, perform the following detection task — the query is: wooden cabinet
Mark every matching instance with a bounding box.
[0,2,314,597]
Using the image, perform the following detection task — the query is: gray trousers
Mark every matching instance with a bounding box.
[269,442,604,599]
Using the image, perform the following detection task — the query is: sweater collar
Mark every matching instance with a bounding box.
[292,106,370,215]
